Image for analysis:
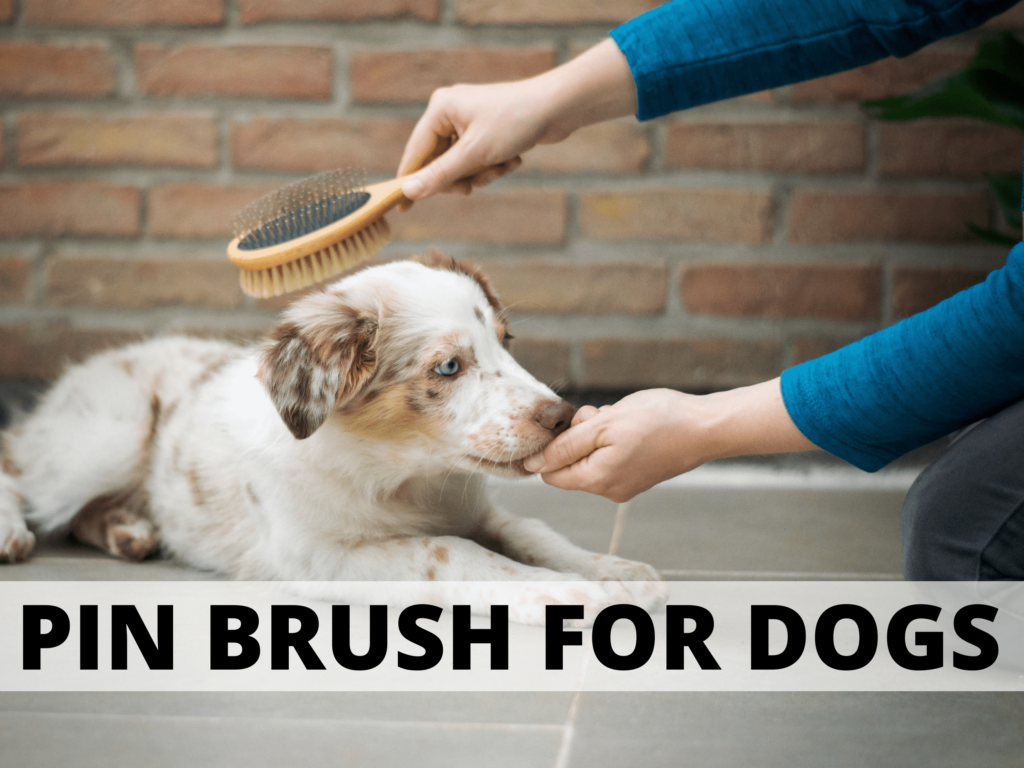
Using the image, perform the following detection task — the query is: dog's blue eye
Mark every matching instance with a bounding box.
[434,358,460,376]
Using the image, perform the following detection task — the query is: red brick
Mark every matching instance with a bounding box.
[0,257,30,302]
[391,190,565,243]
[582,338,782,390]
[508,338,570,385]
[524,121,649,174]
[456,0,662,25]
[791,50,971,104]
[791,337,859,365]
[482,260,667,314]
[0,325,143,379]
[0,0,14,23]
[983,3,1024,28]
[877,120,1022,178]
[47,258,243,309]
[0,183,139,236]
[0,42,114,96]
[18,113,218,168]
[665,121,865,174]
[239,0,439,23]
[24,0,223,25]
[231,118,413,173]
[892,266,990,319]
[350,48,555,103]
[682,264,881,320]
[788,191,989,244]
[149,183,280,239]
[135,44,333,100]
[580,189,773,244]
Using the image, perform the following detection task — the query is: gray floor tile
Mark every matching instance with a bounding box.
[567,692,1024,768]
[0,710,563,768]
[490,480,619,555]
[619,487,906,576]
[0,556,215,581]
[0,691,572,724]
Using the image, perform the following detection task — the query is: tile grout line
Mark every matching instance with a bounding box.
[606,501,629,556]
[0,711,564,732]
[552,648,590,768]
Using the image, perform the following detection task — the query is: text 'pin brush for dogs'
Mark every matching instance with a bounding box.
[227,135,487,299]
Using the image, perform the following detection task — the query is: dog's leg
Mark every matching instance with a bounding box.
[70,493,159,562]
[0,468,34,563]
[473,507,668,610]
[279,535,626,626]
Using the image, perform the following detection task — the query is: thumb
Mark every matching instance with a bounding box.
[400,141,476,201]
[524,418,601,474]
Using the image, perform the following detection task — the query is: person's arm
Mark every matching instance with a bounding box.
[613,0,1018,120]
[399,0,1017,199]
[522,382,814,503]
[780,242,1024,472]
[528,244,1024,500]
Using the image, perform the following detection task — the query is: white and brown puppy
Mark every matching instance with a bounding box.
[0,251,665,624]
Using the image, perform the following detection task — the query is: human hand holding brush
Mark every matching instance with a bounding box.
[397,39,637,203]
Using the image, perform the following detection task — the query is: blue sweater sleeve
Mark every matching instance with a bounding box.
[611,0,1019,120]
[780,244,1024,471]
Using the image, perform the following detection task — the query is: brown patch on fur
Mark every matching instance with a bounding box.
[188,466,208,507]
[147,394,162,445]
[259,300,379,440]
[1,442,22,478]
[430,545,449,564]
[340,380,441,443]
[191,352,237,392]
[426,566,436,581]
[473,307,485,324]
[414,248,509,341]
[118,359,135,376]
[71,492,158,562]
[245,483,259,505]
[468,422,507,458]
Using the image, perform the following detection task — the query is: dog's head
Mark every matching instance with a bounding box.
[257,249,573,477]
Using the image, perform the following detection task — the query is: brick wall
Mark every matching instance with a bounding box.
[0,1,1021,392]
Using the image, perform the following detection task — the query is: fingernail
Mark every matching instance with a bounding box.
[524,454,545,473]
[402,178,425,199]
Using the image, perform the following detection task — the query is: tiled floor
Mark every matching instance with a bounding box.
[3,465,1023,767]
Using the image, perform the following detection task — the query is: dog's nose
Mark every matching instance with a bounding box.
[535,399,575,436]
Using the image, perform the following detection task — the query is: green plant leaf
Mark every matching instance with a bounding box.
[966,223,1021,247]
[970,33,1024,88]
[987,173,1024,226]
[863,33,1024,130]
[863,72,1022,128]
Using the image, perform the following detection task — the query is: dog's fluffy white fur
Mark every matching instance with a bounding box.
[0,252,665,624]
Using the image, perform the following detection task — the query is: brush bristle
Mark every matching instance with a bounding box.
[233,168,369,250]
[239,217,391,298]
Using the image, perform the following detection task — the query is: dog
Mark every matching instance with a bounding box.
[0,251,666,625]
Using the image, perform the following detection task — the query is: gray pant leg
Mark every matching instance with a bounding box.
[902,398,1024,580]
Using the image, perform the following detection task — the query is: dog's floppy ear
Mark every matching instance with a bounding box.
[258,292,378,439]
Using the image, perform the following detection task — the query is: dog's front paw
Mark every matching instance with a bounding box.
[0,518,35,563]
[582,555,669,612]
[507,579,620,628]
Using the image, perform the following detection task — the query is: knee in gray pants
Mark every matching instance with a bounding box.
[901,399,1024,581]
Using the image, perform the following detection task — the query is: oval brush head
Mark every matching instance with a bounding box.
[227,167,407,299]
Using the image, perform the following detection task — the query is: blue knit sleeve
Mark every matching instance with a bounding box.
[611,0,1018,120]
[780,243,1024,471]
